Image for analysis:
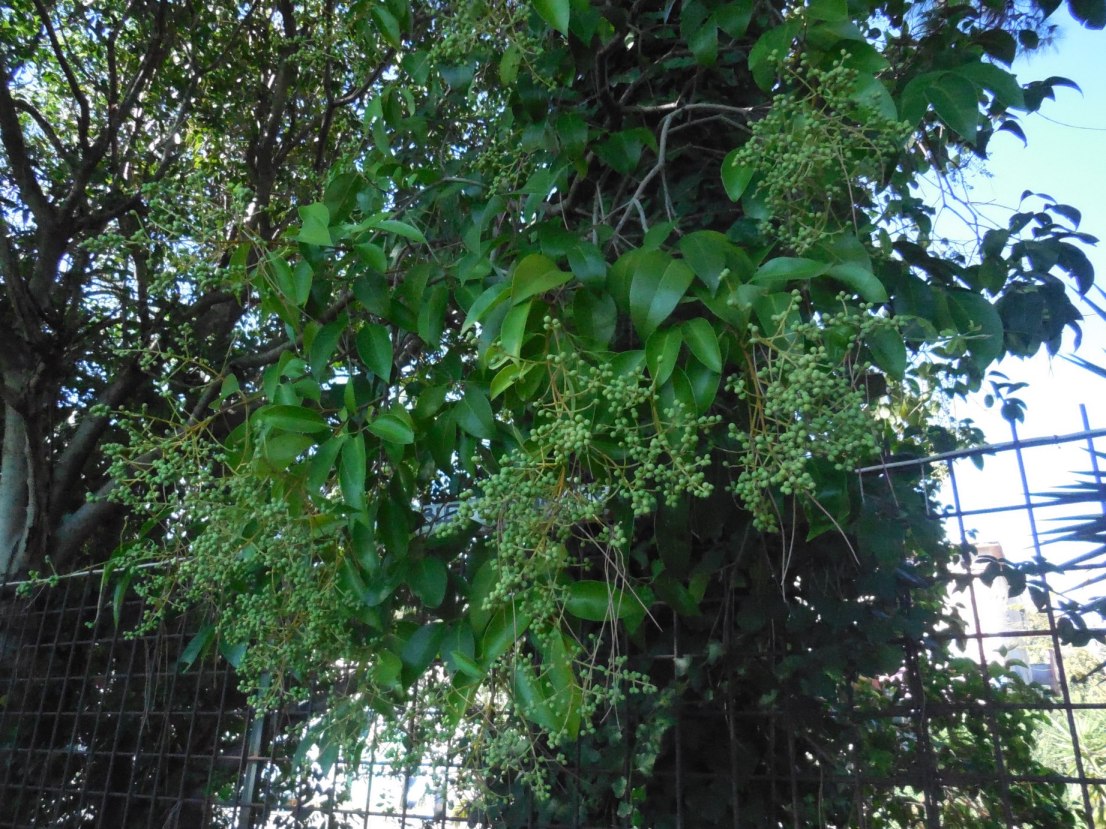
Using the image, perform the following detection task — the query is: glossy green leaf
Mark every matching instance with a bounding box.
[826,263,888,303]
[339,433,367,509]
[572,289,617,347]
[418,283,449,346]
[457,387,496,439]
[565,580,644,622]
[367,412,415,445]
[646,328,682,385]
[721,149,755,201]
[462,281,510,333]
[480,606,532,666]
[179,624,214,670]
[512,659,558,732]
[296,203,332,247]
[566,242,607,286]
[409,557,448,608]
[948,289,1005,365]
[752,257,830,289]
[309,319,344,377]
[681,318,723,373]
[927,72,981,143]
[262,432,313,469]
[500,300,532,358]
[533,0,570,35]
[256,404,330,434]
[400,622,446,675]
[511,254,571,304]
[629,256,694,341]
[865,327,907,380]
[369,217,427,243]
[356,323,393,381]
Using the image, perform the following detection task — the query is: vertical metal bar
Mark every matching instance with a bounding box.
[235,696,267,828]
[1014,413,1096,826]
[673,614,684,829]
[945,457,1015,827]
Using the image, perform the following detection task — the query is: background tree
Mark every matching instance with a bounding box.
[0,0,396,577]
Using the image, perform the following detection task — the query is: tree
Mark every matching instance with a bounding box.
[4,0,1105,824]
[0,0,392,577]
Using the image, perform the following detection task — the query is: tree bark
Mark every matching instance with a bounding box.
[0,403,34,579]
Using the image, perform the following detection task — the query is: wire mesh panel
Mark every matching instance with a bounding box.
[854,407,1106,828]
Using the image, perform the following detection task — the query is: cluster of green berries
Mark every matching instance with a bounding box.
[731,55,910,252]
[728,301,895,530]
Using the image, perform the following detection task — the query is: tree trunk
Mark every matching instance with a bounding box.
[0,402,35,579]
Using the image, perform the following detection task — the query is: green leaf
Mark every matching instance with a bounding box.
[629,256,694,341]
[512,659,558,732]
[500,300,533,358]
[179,624,214,670]
[370,4,403,48]
[567,242,607,286]
[533,0,570,35]
[511,254,572,303]
[339,433,367,509]
[826,263,888,303]
[409,557,448,608]
[309,318,344,377]
[865,327,907,380]
[262,432,313,469]
[566,580,639,622]
[356,323,393,381]
[490,363,525,399]
[296,203,333,247]
[369,217,427,244]
[646,328,682,385]
[418,283,449,346]
[480,606,532,666]
[752,257,830,289]
[367,412,415,445]
[499,43,522,85]
[400,622,446,675]
[679,230,731,295]
[681,318,723,373]
[218,639,247,669]
[954,61,1025,110]
[926,72,981,143]
[256,404,330,434]
[948,289,1005,365]
[462,281,510,333]
[749,21,798,91]
[572,289,617,347]
[715,0,754,37]
[721,149,755,201]
[808,0,847,21]
[688,18,718,66]
[685,359,721,414]
[457,387,496,439]
[1069,0,1106,29]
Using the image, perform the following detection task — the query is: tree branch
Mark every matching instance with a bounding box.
[0,56,56,225]
[30,0,91,148]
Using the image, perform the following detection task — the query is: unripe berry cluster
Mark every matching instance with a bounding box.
[730,55,910,252]
[728,298,896,530]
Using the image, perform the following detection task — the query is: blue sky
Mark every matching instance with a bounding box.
[925,11,1106,595]
[951,9,1106,438]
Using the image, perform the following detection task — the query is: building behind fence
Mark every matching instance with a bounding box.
[1,413,1105,828]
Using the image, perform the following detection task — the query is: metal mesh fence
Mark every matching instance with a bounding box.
[1,411,1105,827]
